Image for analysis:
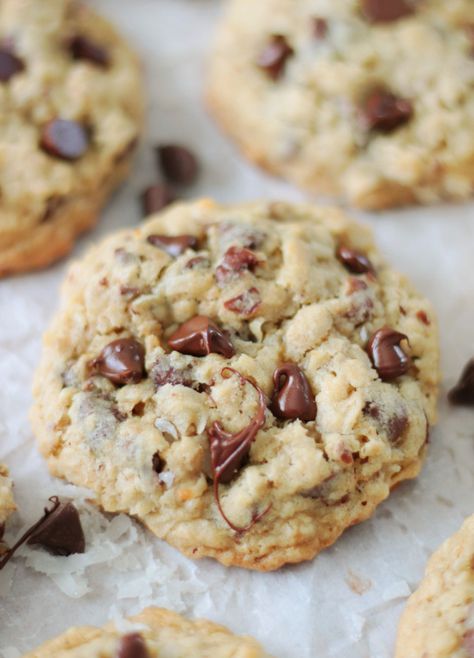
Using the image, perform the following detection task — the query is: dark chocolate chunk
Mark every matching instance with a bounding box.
[271,363,317,422]
[361,88,413,133]
[337,245,374,275]
[257,35,294,80]
[117,633,149,658]
[141,184,175,215]
[147,234,198,257]
[367,327,411,381]
[69,35,110,67]
[27,501,85,556]
[208,368,270,532]
[361,0,415,23]
[152,452,165,474]
[168,316,235,358]
[312,17,328,39]
[216,246,260,284]
[224,287,261,317]
[0,47,24,82]
[40,119,89,161]
[448,359,474,406]
[157,145,199,185]
[92,338,146,385]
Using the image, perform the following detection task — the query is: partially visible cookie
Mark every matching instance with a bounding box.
[208,0,474,209]
[0,464,16,538]
[0,0,143,276]
[31,199,439,571]
[23,607,272,657]
[395,515,474,658]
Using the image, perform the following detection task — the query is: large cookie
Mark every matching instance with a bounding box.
[31,199,439,570]
[23,607,272,657]
[395,515,474,658]
[0,0,143,276]
[0,463,16,537]
[208,0,474,210]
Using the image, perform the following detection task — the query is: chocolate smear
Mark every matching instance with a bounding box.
[224,287,261,317]
[0,47,24,82]
[362,88,413,133]
[147,234,198,257]
[157,145,199,185]
[361,0,415,23]
[271,363,317,421]
[337,245,374,275]
[92,338,145,385]
[208,368,270,532]
[141,184,175,215]
[367,327,411,381]
[40,119,89,161]
[257,35,294,80]
[216,246,260,284]
[117,633,150,658]
[448,359,474,406]
[69,35,110,67]
[168,316,235,358]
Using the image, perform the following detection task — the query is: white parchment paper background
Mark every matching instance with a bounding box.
[0,1,473,656]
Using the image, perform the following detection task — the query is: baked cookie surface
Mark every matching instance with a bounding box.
[23,607,272,658]
[208,0,474,209]
[395,515,474,658]
[31,199,439,570]
[0,463,16,534]
[0,0,143,276]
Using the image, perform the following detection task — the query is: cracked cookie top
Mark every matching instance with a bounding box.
[32,199,439,570]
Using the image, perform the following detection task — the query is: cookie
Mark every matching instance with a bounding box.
[208,0,474,210]
[0,464,16,537]
[23,607,272,657]
[31,199,439,571]
[0,0,143,276]
[395,515,474,658]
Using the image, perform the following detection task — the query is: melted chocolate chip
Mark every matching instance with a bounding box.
[157,145,199,185]
[257,35,294,80]
[0,47,24,82]
[361,0,415,23]
[367,327,411,381]
[69,35,110,67]
[448,359,474,406]
[362,88,413,133]
[271,363,317,422]
[208,368,270,532]
[141,184,175,215]
[40,119,89,161]
[27,501,85,556]
[152,452,165,474]
[337,245,375,275]
[117,633,149,658]
[147,234,198,257]
[312,17,328,39]
[168,316,235,358]
[224,287,261,317]
[151,357,192,388]
[92,338,146,385]
[416,310,430,325]
[216,246,260,284]
[364,401,408,442]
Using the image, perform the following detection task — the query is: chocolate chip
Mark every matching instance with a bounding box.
[416,310,430,326]
[168,316,235,358]
[0,47,24,82]
[92,338,146,385]
[364,401,408,441]
[448,359,474,406]
[147,234,198,257]
[337,245,375,274]
[69,35,110,67]
[216,246,260,284]
[152,452,165,474]
[224,287,261,317]
[27,501,85,556]
[40,119,89,161]
[141,184,175,216]
[186,256,210,270]
[257,35,294,80]
[361,0,415,23]
[361,88,413,133]
[271,363,317,421]
[117,633,149,658]
[0,523,5,542]
[157,145,199,185]
[367,327,411,381]
[312,17,328,39]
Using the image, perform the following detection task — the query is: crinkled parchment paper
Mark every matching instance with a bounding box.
[0,1,473,656]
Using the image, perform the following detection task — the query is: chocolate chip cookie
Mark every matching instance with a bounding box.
[0,0,143,276]
[395,515,474,658]
[22,607,272,657]
[0,464,15,539]
[208,0,474,209]
[31,199,439,570]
